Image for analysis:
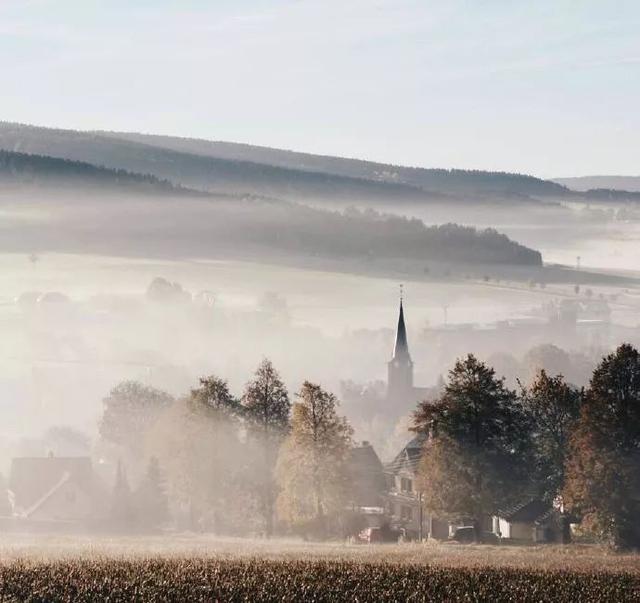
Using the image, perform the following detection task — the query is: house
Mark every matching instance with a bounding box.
[348,441,388,529]
[384,432,456,540]
[7,454,106,527]
[493,498,571,543]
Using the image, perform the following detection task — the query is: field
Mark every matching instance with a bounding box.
[0,536,638,602]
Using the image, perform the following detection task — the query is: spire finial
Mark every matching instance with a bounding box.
[399,283,404,303]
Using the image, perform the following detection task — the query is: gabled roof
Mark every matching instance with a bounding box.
[385,432,427,475]
[349,443,387,507]
[497,498,551,523]
[9,456,95,511]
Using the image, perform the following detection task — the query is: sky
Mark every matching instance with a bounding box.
[0,0,638,177]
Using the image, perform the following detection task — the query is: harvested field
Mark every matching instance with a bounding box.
[0,536,638,601]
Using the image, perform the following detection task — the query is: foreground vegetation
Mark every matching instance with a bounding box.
[0,538,638,602]
[0,553,637,602]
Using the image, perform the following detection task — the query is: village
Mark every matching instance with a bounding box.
[0,296,578,546]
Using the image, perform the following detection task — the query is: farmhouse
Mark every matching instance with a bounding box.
[6,454,107,528]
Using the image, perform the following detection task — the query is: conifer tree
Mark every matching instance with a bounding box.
[135,456,170,529]
[111,460,135,529]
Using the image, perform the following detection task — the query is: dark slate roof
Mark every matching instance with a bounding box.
[385,432,427,475]
[349,443,387,507]
[9,456,96,510]
[497,498,551,523]
[392,300,411,362]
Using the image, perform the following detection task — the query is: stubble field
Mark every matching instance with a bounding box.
[0,535,638,602]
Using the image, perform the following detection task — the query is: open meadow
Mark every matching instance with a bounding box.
[0,535,638,602]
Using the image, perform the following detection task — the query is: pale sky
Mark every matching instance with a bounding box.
[1,0,638,177]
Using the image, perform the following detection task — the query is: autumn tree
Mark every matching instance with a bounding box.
[414,354,532,540]
[276,381,353,538]
[100,381,173,462]
[242,359,290,537]
[188,375,240,416]
[520,370,583,501]
[564,344,640,549]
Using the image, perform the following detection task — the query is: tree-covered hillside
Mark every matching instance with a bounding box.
[0,149,542,268]
[100,130,570,198]
[0,123,441,204]
[0,122,567,203]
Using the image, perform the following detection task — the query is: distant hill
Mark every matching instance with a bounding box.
[0,148,542,269]
[0,122,446,205]
[554,176,640,193]
[0,122,567,204]
[98,130,570,199]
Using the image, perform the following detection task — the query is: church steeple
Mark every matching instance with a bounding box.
[387,286,414,402]
[392,297,411,362]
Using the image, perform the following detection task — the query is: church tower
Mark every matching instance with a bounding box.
[387,291,414,403]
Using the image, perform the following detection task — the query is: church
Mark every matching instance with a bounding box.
[349,294,445,540]
[386,295,430,409]
[383,295,445,539]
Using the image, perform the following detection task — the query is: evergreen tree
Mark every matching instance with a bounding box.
[111,460,135,529]
[521,370,583,501]
[414,354,532,540]
[564,344,640,549]
[242,359,290,537]
[275,381,353,538]
[134,456,170,530]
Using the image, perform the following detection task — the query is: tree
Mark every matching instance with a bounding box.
[522,344,572,385]
[188,375,240,417]
[148,377,250,534]
[242,359,290,537]
[414,354,532,540]
[564,344,640,549]
[100,381,173,462]
[111,460,135,529]
[276,382,353,538]
[134,456,170,530]
[520,370,583,502]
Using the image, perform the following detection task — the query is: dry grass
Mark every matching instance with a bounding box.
[0,535,638,602]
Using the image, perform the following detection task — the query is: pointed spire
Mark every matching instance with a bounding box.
[392,287,411,362]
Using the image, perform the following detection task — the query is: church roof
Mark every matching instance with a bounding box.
[392,300,411,362]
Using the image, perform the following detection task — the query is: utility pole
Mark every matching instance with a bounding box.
[418,491,424,542]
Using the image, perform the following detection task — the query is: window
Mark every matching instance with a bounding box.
[400,477,413,493]
[401,506,413,520]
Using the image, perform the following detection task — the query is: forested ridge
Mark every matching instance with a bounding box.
[0,149,542,267]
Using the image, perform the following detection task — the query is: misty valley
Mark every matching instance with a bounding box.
[0,123,639,601]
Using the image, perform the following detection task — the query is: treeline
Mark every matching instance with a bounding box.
[0,122,569,204]
[89,129,572,199]
[414,343,640,550]
[0,150,182,193]
[100,344,640,547]
[204,203,542,266]
[99,361,357,538]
